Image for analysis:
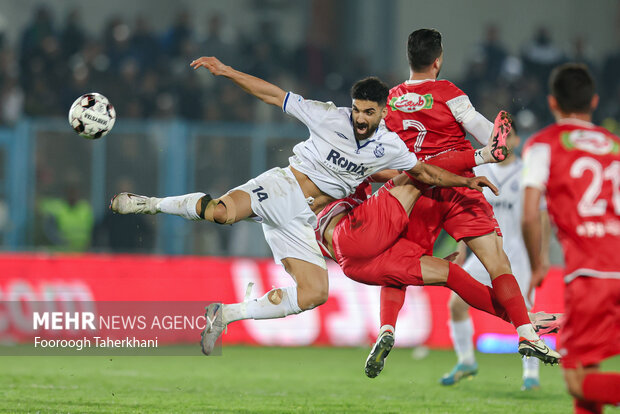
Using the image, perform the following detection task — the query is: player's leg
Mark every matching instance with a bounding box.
[201,258,327,355]
[364,285,404,378]
[464,232,560,363]
[200,166,330,355]
[559,277,620,411]
[511,257,541,390]
[565,366,620,412]
[110,189,254,224]
[440,292,478,386]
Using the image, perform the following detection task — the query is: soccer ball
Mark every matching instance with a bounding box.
[68,93,116,139]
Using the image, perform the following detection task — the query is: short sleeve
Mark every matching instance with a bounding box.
[388,139,417,171]
[522,142,551,190]
[283,92,335,128]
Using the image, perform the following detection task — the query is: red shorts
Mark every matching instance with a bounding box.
[559,277,620,369]
[405,186,501,254]
[333,190,425,287]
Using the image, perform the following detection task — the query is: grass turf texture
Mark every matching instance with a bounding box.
[1,347,619,413]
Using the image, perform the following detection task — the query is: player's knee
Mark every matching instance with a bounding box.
[199,194,236,225]
[564,371,585,399]
[267,289,283,305]
[449,294,469,320]
[212,203,229,224]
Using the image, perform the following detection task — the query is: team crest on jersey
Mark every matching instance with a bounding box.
[374,143,385,158]
[560,130,620,155]
[389,93,433,113]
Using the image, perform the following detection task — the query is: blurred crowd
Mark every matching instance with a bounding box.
[2,6,620,254]
[1,7,619,133]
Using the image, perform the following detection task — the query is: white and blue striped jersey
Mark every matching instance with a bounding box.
[283,92,417,199]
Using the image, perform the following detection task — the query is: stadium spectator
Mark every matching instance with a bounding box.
[39,181,94,252]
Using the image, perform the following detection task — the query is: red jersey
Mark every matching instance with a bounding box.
[522,119,620,282]
[385,79,474,160]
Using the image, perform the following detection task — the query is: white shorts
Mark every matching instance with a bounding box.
[231,167,327,269]
[463,248,534,309]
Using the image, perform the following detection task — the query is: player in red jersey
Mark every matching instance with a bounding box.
[368,28,558,371]
[314,149,560,378]
[522,63,620,414]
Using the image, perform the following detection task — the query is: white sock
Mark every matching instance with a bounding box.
[450,318,475,365]
[222,286,302,324]
[474,147,495,165]
[156,192,205,220]
[379,324,395,336]
[516,324,539,341]
[522,355,540,379]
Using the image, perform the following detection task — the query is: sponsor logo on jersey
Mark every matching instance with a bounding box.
[335,131,348,140]
[389,93,433,113]
[326,149,368,175]
[561,130,620,155]
[373,143,385,158]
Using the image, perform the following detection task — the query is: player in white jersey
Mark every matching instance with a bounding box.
[439,126,552,390]
[110,56,497,355]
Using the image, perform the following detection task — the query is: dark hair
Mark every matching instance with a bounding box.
[350,77,389,106]
[549,63,596,114]
[407,29,443,72]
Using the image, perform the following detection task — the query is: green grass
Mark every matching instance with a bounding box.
[1,346,618,413]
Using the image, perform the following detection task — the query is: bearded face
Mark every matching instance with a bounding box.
[351,99,387,140]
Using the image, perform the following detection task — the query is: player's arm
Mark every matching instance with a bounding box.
[521,141,551,299]
[522,186,546,299]
[190,56,286,107]
[369,169,399,183]
[405,162,499,195]
[446,95,493,145]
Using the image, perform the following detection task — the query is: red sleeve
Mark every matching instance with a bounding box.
[436,80,467,102]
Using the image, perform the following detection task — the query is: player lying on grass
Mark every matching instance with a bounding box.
[110,57,499,356]
[313,149,561,379]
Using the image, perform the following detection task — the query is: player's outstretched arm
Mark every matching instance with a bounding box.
[190,56,286,107]
[405,162,499,195]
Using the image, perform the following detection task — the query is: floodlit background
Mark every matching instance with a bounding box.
[1,2,619,412]
[0,0,618,257]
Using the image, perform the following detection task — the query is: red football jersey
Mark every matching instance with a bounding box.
[523,119,620,282]
[385,79,474,159]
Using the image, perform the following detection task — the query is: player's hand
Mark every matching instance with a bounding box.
[190,56,230,76]
[465,176,499,195]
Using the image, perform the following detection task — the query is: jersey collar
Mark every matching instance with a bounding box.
[405,79,436,85]
[557,118,595,128]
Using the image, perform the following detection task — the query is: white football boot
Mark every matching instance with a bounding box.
[201,303,225,356]
[110,192,160,215]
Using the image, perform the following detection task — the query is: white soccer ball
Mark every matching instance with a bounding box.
[68,93,116,139]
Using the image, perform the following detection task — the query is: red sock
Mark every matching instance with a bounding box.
[380,286,406,329]
[491,274,531,327]
[446,263,510,323]
[574,399,602,414]
[404,149,477,192]
[424,149,477,175]
[582,372,620,405]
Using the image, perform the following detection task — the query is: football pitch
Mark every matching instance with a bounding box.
[2,346,618,413]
